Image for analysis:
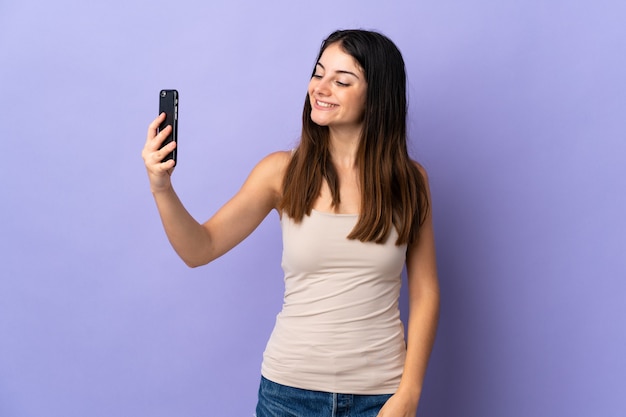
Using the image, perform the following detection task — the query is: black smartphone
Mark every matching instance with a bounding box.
[158,89,179,164]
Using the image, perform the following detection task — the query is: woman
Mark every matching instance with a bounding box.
[142,29,439,417]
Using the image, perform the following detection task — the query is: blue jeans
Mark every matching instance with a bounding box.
[255,376,393,417]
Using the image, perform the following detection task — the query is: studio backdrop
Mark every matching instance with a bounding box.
[1,0,625,416]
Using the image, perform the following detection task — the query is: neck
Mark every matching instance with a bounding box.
[328,126,361,168]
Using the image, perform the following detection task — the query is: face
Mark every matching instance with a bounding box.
[308,43,367,133]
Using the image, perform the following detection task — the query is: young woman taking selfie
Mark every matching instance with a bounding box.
[142,29,439,417]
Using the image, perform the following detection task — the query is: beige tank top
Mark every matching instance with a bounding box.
[261,210,408,394]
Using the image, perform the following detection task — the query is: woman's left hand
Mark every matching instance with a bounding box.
[377,392,418,417]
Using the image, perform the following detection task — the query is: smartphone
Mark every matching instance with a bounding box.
[158,89,179,164]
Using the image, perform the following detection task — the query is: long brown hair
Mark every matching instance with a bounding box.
[279,30,429,245]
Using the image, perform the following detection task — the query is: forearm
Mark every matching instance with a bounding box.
[397,289,440,402]
[152,185,213,267]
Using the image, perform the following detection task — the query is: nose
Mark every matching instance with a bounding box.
[312,77,331,96]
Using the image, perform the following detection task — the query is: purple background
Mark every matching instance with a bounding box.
[1,0,625,416]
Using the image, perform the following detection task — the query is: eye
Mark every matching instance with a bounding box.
[312,73,323,79]
[336,81,350,87]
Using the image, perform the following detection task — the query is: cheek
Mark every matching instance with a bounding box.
[307,79,317,96]
[358,92,367,113]
[350,94,367,116]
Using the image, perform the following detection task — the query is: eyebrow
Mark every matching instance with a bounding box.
[315,62,360,80]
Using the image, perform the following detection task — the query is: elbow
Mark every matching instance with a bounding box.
[177,239,216,268]
[179,252,213,268]
[181,250,220,268]
[182,257,211,268]
[184,260,204,269]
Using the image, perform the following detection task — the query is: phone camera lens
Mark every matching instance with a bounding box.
[160,91,166,97]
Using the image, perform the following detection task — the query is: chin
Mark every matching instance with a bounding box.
[310,113,330,127]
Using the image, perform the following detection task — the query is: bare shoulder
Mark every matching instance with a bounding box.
[260,150,292,168]
[253,150,292,181]
[412,160,429,180]
[243,150,292,207]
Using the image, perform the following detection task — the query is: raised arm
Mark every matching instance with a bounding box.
[142,113,290,267]
[379,165,440,417]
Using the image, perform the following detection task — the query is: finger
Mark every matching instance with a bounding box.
[143,137,174,165]
[162,158,176,172]
[146,155,175,177]
[148,125,172,151]
[151,157,176,176]
[142,126,171,161]
[150,140,177,163]
[146,113,167,141]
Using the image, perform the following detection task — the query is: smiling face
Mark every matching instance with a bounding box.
[308,43,367,135]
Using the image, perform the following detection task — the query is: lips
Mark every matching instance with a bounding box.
[315,99,337,108]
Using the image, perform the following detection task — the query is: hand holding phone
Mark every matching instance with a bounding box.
[158,89,178,165]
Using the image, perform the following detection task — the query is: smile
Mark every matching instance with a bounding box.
[316,100,337,108]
